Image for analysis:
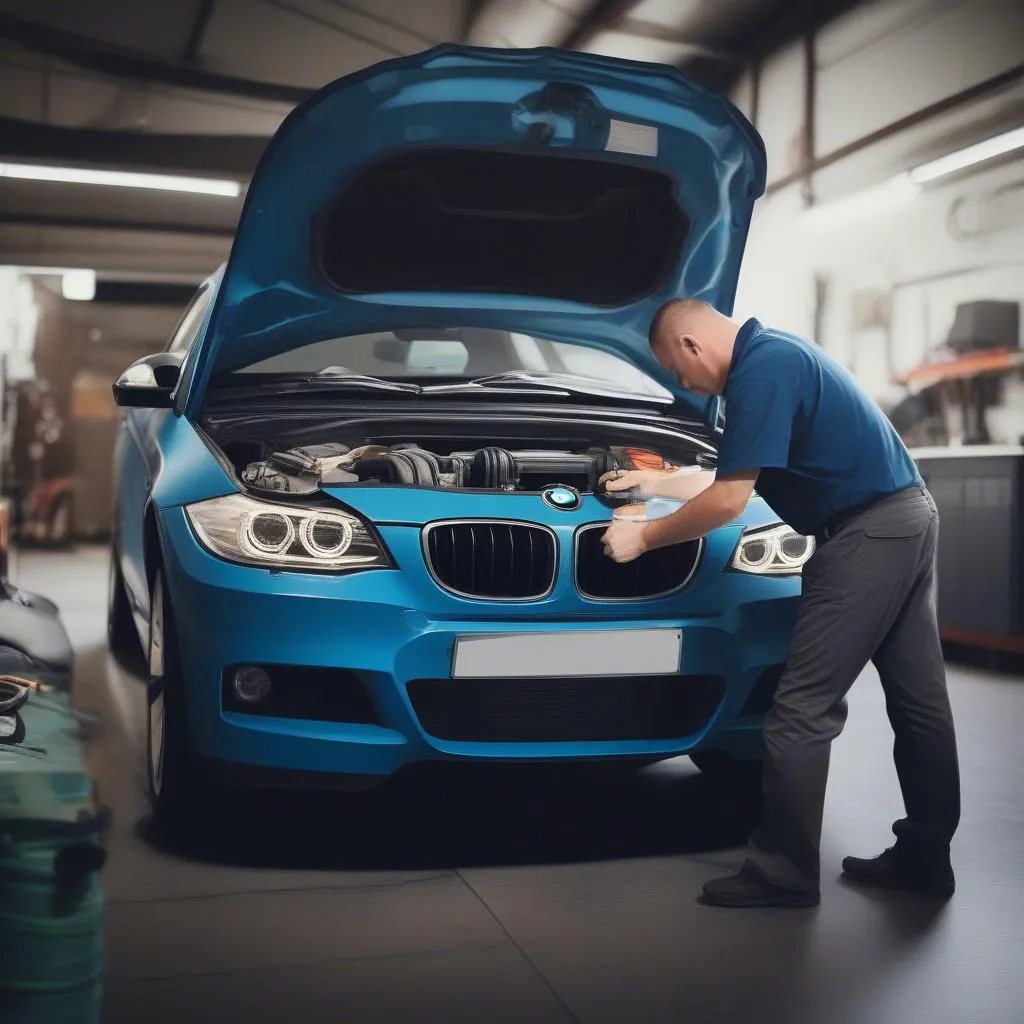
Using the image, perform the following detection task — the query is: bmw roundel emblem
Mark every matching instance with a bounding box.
[542,486,581,511]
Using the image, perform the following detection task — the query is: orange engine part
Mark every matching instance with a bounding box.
[621,448,676,472]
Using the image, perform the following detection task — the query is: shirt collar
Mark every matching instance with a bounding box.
[728,317,763,379]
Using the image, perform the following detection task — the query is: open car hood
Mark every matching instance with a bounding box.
[184,44,765,416]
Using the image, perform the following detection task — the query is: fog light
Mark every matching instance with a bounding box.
[232,665,272,704]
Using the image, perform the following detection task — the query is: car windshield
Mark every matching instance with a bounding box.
[232,327,672,400]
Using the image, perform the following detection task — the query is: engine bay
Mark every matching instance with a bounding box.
[236,440,703,496]
[204,408,717,500]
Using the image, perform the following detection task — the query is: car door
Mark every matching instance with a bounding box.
[115,283,213,633]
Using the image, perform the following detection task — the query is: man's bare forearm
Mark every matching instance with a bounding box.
[641,481,744,550]
[644,468,717,500]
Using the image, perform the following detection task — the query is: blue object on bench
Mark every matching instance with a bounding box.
[0,684,107,1024]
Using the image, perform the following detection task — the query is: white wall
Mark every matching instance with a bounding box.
[0,268,39,382]
[731,0,1024,442]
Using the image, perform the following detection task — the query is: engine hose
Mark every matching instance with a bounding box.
[471,446,516,488]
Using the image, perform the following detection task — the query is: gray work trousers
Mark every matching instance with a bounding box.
[744,484,961,892]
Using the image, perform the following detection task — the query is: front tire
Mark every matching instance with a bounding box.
[146,568,208,842]
[107,548,142,667]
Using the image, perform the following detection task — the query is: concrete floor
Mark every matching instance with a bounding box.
[13,545,1023,1024]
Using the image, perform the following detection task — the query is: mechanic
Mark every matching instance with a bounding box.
[599,298,961,909]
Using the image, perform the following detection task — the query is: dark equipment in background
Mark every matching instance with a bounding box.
[945,300,1020,353]
[916,451,1024,659]
[890,299,1023,449]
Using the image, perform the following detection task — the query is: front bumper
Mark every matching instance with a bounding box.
[159,507,799,782]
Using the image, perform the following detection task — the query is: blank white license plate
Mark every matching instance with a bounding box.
[450,628,682,679]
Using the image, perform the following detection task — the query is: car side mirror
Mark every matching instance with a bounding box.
[112,352,184,408]
[703,395,724,434]
[373,337,411,364]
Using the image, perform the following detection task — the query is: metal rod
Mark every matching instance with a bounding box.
[802,27,816,206]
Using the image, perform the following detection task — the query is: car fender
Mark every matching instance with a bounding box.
[149,413,239,512]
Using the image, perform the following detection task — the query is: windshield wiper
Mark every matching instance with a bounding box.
[305,367,420,393]
[421,376,571,397]
[422,372,671,403]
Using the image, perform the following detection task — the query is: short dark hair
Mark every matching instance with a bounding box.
[647,298,713,349]
[647,302,675,349]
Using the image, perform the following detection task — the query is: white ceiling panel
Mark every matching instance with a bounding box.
[466,0,593,49]
[583,30,694,67]
[629,0,707,30]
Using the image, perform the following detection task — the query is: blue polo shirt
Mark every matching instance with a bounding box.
[715,319,921,536]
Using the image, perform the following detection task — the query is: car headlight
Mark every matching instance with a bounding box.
[729,523,815,575]
[185,493,391,573]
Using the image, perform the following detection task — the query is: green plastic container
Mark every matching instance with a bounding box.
[0,688,106,1024]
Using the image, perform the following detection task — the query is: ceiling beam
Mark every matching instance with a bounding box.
[559,0,640,52]
[0,13,313,104]
[0,116,269,177]
[182,0,217,64]
[92,280,202,306]
[0,212,236,239]
[461,0,491,42]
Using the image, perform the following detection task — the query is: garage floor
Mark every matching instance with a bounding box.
[15,546,1023,1024]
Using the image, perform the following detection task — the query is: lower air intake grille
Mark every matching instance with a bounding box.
[406,674,725,743]
[423,520,556,599]
[575,526,702,600]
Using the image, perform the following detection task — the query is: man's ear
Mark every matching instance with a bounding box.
[680,333,700,355]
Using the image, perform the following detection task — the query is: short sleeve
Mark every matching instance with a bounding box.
[716,376,796,476]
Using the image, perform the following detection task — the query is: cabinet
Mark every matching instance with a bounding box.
[912,448,1023,649]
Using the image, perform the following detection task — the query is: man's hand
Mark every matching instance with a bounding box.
[599,468,671,498]
[601,518,649,563]
[600,467,716,502]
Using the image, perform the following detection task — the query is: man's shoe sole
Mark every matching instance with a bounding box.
[840,869,954,899]
[701,890,821,909]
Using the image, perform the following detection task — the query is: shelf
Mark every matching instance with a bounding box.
[896,347,1024,387]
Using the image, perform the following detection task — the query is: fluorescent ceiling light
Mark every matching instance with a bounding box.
[909,126,1024,184]
[61,269,96,301]
[0,162,241,197]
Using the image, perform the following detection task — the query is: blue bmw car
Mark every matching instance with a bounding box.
[108,44,812,836]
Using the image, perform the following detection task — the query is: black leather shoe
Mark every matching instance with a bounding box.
[841,846,955,898]
[702,868,820,908]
